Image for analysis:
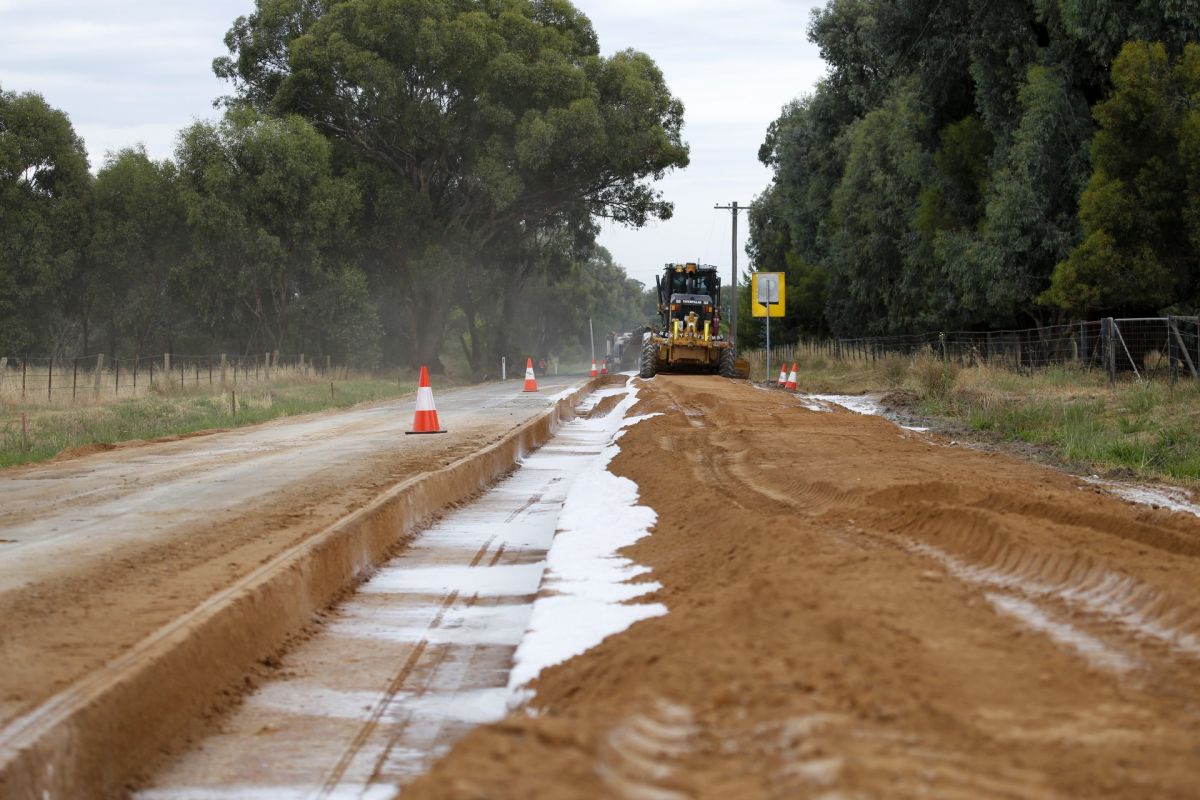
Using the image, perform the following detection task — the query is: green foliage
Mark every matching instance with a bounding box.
[827,87,932,335]
[88,148,188,356]
[1043,42,1200,314]
[0,3,673,379]
[751,0,1200,338]
[951,64,1092,324]
[0,87,90,353]
[217,0,688,369]
[174,109,374,359]
[909,345,958,403]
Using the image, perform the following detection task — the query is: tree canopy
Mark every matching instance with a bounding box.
[750,0,1200,337]
[216,0,688,369]
[0,87,90,353]
[0,2,678,371]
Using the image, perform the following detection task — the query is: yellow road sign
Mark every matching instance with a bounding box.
[751,272,785,318]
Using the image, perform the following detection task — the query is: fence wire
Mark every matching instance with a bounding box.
[748,317,1200,385]
[0,352,342,404]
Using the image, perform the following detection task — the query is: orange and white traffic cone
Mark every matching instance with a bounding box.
[523,357,538,392]
[777,365,787,386]
[785,362,798,391]
[601,360,608,375]
[590,360,598,378]
[406,366,446,434]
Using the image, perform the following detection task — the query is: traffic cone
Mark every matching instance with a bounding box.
[406,366,446,434]
[590,360,598,378]
[523,357,538,392]
[601,360,608,375]
[785,362,798,391]
[777,365,787,386]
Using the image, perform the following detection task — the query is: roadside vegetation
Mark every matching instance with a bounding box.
[0,375,428,469]
[746,3,1200,343]
[948,374,1200,483]
[768,351,1200,485]
[2,0,680,374]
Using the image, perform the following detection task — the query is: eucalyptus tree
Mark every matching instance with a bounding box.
[751,0,1200,335]
[175,109,366,356]
[215,0,689,370]
[88,147,188,357]
[0,87,90,353]
[1042,42,1200,315]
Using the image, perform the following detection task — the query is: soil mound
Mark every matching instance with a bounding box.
[405,375,1200,799]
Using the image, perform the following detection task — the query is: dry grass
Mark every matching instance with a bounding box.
[779,348,1200,482]
[0,372,452,469]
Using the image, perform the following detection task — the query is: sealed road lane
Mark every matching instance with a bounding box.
[0,375,586,730]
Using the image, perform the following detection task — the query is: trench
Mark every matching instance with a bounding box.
[137,383,655,799]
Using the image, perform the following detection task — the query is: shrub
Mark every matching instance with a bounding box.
[909,346,958,403]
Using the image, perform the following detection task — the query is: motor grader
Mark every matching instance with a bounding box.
[638,262,746,378]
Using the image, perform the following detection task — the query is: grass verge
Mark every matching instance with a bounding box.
[781,350,1200,485]
[0,377,427,469]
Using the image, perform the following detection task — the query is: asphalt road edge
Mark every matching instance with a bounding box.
[0,377,609,800]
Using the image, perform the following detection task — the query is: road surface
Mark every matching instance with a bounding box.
[0,375,585,730]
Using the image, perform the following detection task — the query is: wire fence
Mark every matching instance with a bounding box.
[0,352,345,405]
[745,317,1200,385]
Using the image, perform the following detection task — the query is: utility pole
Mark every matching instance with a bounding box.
[715,201,748,351]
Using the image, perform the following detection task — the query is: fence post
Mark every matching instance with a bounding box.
[22,356,27,400]
[1167,316,1177,385]
[93,354,104,398]
[1102,317,1116,386]
[164,352,171,374]
[0,356,6,398]
[326,354,331,375]
[220,353,227,388]
[73,358,78,400]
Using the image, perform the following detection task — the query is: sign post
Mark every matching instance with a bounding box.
[751,272,785,382]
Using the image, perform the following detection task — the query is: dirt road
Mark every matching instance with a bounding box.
[405,375,1200,798]
[0,376,585,730]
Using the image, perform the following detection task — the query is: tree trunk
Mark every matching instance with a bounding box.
[459,291,482,373]
[410,291,448,372]
[108,310,118,363]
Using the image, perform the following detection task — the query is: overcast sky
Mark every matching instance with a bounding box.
[0,0,827,288]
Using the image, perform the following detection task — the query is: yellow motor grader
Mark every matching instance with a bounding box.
[638,262,746,378]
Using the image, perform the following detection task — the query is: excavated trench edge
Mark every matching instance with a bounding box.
[0,377,614,800]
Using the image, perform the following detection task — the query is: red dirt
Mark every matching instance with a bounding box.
[404,375,1200,799]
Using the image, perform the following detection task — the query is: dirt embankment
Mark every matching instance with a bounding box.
[406,375,1200,799]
